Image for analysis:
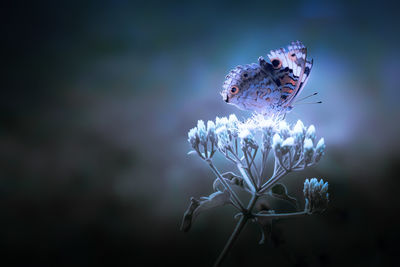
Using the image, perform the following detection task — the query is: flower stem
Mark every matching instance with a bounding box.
[206,159,246,211]
[254,210,308,220]
[214,194,258,267]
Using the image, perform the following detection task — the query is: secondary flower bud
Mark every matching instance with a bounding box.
[303,138,314,164]
[239,128,258,150]
[303,178,329,213]
[293,120,305,142]
[278,121,290,139]
[188,127,200,148]
[305,125,316,142]
[215,116,229,129]
[197,120,207,145]
[216,126,230,151]
[315,138,326,162]
[228,114,240,138]
[281,137,294,155]
[207,120,217,145]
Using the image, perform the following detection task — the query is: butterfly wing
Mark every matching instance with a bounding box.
[266,41,313,109]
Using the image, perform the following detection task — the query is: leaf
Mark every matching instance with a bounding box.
[213,172,249,193]
[180,190,232,232]
[255,210,274,244]
[270,183,299,210]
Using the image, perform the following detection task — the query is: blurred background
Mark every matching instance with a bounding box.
[2,0,400,266]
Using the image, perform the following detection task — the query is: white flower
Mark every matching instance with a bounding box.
[216,126,231,151]
[207,120,217,145]
[305,125,316,142]
[281,137,294,155]
[239,128,258,150]
[197,120,207,145]
[303,138,314,164]
[259,118,275,150]
[215,116,229,129]
[272,133,282,156]
[278,121,290,139]
[303,178,329,213]
[188,127,199,148]
[228,114,240,138]
[315,138,326,162]
[293,120,305,143]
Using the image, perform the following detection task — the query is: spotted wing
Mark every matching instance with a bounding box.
[266,41,313,108]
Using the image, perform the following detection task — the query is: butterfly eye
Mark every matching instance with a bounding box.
[271,58,282,69]
[230,86,239,95]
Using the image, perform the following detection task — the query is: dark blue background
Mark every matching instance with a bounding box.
[2,0,400,266]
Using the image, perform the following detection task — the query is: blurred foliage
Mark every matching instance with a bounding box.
[1,0,400,266]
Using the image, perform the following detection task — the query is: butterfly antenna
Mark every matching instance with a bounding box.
[295,92,318,103]
[295,101,322,105]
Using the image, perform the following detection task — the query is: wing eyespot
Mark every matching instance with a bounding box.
[271,58,282,69]
[230,86,240,95]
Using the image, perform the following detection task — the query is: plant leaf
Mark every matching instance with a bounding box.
[213,172,249,193]
[270,183,299,210]
[255,210,274,244]
[181,190,232,232]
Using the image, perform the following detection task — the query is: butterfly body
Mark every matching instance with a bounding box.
[221,41,313,116]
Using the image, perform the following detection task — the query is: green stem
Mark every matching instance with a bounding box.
[254,210,308,220]
[214,194,258,267]
[207,159,246,211]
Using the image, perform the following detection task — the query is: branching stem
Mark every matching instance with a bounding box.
[206,159,246,211]
[214,194,259,267]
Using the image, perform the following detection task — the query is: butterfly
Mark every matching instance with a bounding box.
[220,41,313,117]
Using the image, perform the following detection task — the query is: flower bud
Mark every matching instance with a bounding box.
[216,126,230,151]
[315,138,326,162]
[215,116,229,129]
[228,114,239,138]
[303,178,329,213]
[293,120,305,143]
[278,121,290,139]
[281,137,294,155]
[207,120,217,145]
[259,118,275,150]
[188,127,200,148]
[197,120,207,145]
[239,128,258,150]
[305,125,316,142]
[272,134,283,158]
[303,138,314,164]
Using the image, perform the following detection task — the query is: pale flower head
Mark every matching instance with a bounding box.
[278,120,291,139]
[239,128,258,150]
[207,120,217,145]
[303,178,329,213]
[197,120,207,145]
[188,127,199,148]
[305,125,316,142]
[216,126,231,151]
[303,138,314,164]
[281,137,295,155]
[315,138,326,162]
[293,120,305,142]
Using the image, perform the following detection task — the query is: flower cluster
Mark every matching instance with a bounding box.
[182,114,329,249]
[184,114,329,259]
[271,120,326,171]
[188,120,218,159]
[303,178,329,213]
